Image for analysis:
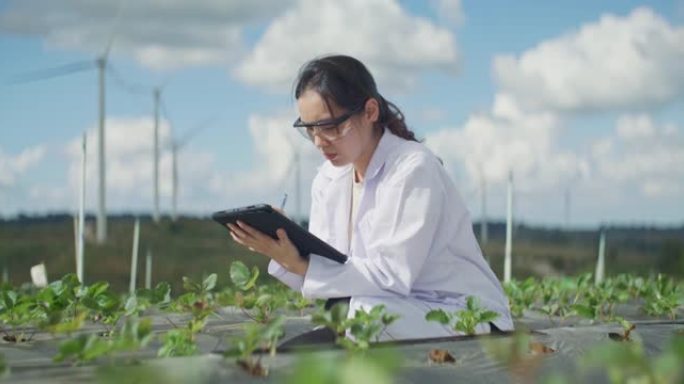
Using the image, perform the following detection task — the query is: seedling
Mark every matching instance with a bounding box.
[642,274,680,319]
[504,277,539,318]
[230,261,259,291]
[608,317,636,342]
[339,305,399,351]
[310,301,350,339]
[226,316,285,377]
[229,262,284,323]
[425,296,499,336]
[580,334,684,383]
[286,291,312,316]
[54,317,153,364]
[158,274,219,356]
[310,303,398,351]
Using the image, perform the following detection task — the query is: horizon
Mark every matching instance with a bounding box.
[2,211,683,232]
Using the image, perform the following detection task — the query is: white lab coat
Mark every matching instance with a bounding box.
[269,129,513,340]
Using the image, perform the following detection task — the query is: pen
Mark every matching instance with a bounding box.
[279,193,288,210]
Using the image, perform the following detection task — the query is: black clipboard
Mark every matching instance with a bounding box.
[212,204,348,264]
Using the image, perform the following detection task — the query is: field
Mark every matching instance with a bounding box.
[0,216,683,383]
[2,215,683,292]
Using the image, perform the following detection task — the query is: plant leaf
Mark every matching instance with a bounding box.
[425,309,450,325]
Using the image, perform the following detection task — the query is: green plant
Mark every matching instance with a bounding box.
[580,334,684,383]
[54,317,153,364]
[286,291,312,316]
[339,305,398,351]
[229,262,284,323]
[504,277,539,318]
[642,274,680,319]
[608,317,636,342]
[225,316,285,377]
[230,261,259,291]
[158,274,219,357]
[157,329,198,357]
[311,301,350,339]
[286,348,401,384]
[0,288,40,342]
[426,296,499,336]
[310,303,398,351]
[80,281,123,335]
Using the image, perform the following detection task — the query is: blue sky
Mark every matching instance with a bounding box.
[1,0,683,227]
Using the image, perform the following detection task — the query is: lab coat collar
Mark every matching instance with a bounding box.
[363,128,404,182]
[318,128,403,181]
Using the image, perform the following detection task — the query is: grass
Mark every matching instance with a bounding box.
[1,215,683,293]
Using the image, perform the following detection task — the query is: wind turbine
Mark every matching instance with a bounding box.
[282,134,304,223]
[95,38,114,243]
[563,171,582,229]
[160,106,216,222]
[6,5,125,244]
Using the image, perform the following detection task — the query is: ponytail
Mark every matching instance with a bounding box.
[377,95,420,142]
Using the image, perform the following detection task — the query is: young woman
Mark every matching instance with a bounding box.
[227,55,513,340]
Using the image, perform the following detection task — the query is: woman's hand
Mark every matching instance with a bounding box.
[227,220,309,276]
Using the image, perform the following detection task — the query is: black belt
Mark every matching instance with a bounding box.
[324,297,351,310]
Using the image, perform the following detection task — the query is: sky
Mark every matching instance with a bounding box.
[0,0,683,228]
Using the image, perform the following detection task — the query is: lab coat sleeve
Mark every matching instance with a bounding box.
[301,154,443,299]
[267,260,303,291]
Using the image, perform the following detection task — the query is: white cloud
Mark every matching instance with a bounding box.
[419,106,448,123]
[208,110,320,217]
[234,0,459,91]
[9,113,320,217]
[0,0,293,70]
[591,114,684,198]
[431,0,465,27]
[0,145,46,187]
[493,7,684,112]
[425,93,589,193]
[65,117,173,209]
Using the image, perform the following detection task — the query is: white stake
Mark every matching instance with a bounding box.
[595,228,606,285]
[96,57,107,243]
[73,213,78,272]
[129,219,140,294]
[77,133,86,283]
[171,144,178,223]
[30,263,48,287]
[480,174,488,246]
[504,170,513,283]
[145,249,152,289]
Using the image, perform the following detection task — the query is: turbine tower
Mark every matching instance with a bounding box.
[160,104,215,222]
[153,87,161,223]
[504,170,514,283]
[6,5,124,244]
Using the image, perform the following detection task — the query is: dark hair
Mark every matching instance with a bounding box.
[294,55,419,142]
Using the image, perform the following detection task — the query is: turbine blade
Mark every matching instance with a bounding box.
[5,61,95,85]
[102,0,126,60]
[176,116,218,149]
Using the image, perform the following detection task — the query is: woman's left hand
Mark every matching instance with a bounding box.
[227,221,309,276]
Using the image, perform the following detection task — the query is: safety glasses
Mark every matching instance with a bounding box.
[293,103,365,142]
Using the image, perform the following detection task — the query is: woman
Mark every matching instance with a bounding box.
[228,54,513,340]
